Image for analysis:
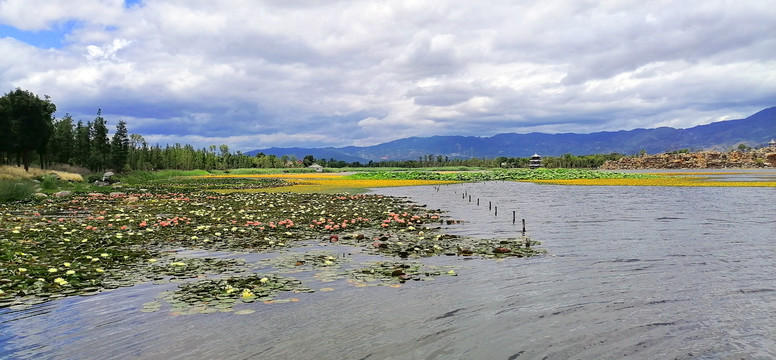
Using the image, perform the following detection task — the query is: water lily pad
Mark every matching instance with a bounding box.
[0,179,543,309]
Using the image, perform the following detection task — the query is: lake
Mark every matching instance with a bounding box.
[1,181,774,359]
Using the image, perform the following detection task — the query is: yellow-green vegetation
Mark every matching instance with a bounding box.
[342,168,775,187]
[201,168,662,193]
[197,173,459,194]
[0,165,83,182]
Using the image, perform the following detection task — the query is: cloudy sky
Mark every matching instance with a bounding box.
[1,0,774,151]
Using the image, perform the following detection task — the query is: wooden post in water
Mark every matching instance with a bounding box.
[477,198,480,206]
[468,195,471,202]
[512,211,516,224]
[495,206,498,216]
[522,219,526,234]
[489,201,492,210]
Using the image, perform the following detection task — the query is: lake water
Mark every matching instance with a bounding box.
[1,181,774,359]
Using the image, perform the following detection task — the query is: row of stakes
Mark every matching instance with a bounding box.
[434,186,527,235]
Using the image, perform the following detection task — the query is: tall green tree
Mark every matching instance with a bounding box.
[74,120,91,167]
[128,133,148,170]
[0,88,56,170]
[110,120,129,171]
[0,95,13,164]
[89,109,110,171]
[49,114,75,164]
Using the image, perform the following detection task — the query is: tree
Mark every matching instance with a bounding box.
[128,133,148,170]
[74,121,91,167]
[0,95,13,164]
[0,88,56,170]
[89,109,110,171]
[111,120,129,171]
[49,114,75,164]
[303,154,315,167]
[218,144,230,170]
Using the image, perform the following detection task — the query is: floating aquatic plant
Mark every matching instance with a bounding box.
[152,274,313,314]
[345,261,457,287]
[0,174,545,309]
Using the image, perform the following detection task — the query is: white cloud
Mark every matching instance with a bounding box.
[86,38,131,62]
[0,0,124,31]
[0,0,773,150]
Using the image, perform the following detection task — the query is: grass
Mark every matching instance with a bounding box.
[117,170,211,184]
[210,168,320,175]
[0,165,84,182]
[0,180,35,202]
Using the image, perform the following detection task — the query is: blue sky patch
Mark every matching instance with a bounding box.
[124,0,143,9]
[0,20,80,49]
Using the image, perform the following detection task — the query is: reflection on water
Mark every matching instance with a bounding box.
[1,181,774,359]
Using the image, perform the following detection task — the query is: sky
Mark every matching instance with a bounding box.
[1,0,774,152]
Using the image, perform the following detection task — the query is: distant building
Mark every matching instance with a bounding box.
[769,139,776,147]
[309,163,324,172]
[529,153,542,169]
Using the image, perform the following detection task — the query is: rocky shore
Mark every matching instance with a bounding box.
[600,146,776,170]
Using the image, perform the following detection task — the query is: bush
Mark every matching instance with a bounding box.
[0,180,35,203]
[39,174,60,191]
[86,174,103,183]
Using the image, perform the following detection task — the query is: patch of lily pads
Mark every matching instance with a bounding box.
[143,256,251,284]
[133,177,291,192]
[0,175,544,310]
[344,261,458,287]
[150,274,313,315]
[259,250,349,272]
[328,230,543,259]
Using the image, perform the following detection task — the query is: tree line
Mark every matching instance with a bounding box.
[0,88,302,172]
[340,153,624,169]
[1,88,624,173]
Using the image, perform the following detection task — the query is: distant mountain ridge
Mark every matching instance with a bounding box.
[247,107,776,162]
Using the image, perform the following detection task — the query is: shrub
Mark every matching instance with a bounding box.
[0,180,35,203]
[40,174,60,191]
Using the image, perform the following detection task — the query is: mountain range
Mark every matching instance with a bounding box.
[247,107,776,162]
